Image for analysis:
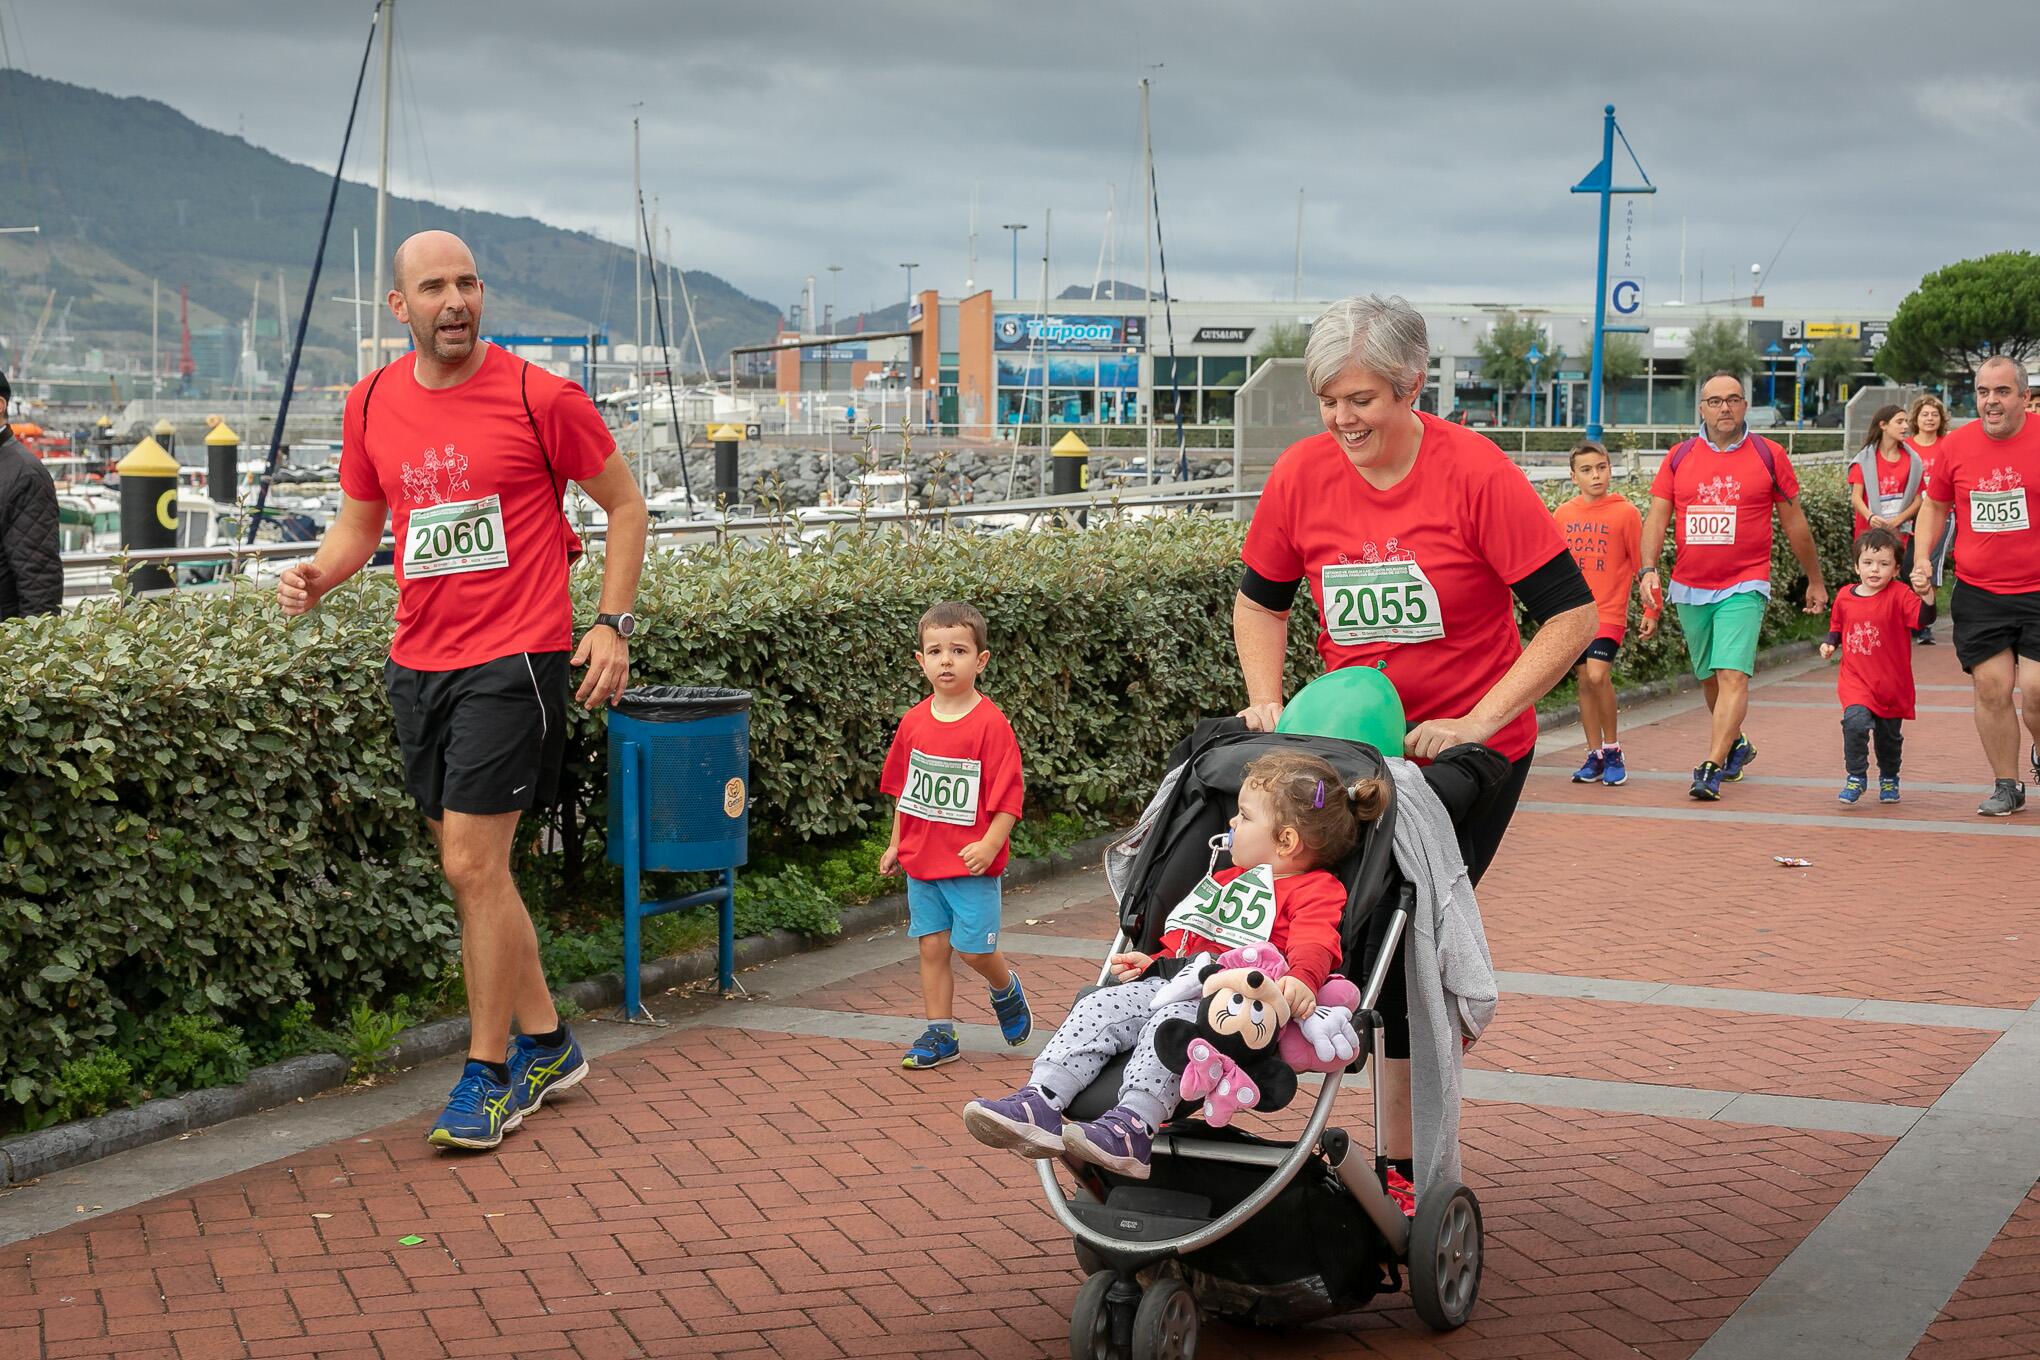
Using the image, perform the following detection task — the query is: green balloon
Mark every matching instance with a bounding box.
[1274,664,1407,753]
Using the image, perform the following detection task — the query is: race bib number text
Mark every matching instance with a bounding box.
[898,750,982,826]
[1162,864,1278,951]
[404,495,510,578]
[1683,506,1737,546]
[1969,488,2030,534]
[1320,560,1445,646]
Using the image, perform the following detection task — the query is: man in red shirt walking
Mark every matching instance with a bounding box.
[278,231,649,1148]
[1638,371,1829,800]
[1909,356,2040,816]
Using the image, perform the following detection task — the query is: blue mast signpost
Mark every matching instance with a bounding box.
[1572,105,1656,442]
[1526,344,1543,428]
[1764,340,1782,412]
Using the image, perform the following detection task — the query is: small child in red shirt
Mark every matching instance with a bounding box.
[1822,528,1936,805]
[879,601,1029,1070]
[961,751,1388,1179]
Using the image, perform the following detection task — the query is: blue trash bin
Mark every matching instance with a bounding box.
[606,686,751,1016]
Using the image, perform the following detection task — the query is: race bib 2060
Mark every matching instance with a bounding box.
[1969,487,2031,534]
[1683,505,1737,546]
[1162,864,1278,951]
[898,750,981,826]
[404,495,510,578]
[1320,560,1445,646]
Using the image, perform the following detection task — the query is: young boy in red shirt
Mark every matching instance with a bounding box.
[1552,441,1657,785]
[879,601,1030,1068]
[1822,528,1936,804]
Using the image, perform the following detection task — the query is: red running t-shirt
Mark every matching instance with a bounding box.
[1648,434,1799,591]
[1243,415,1568,762]
[1908,439,1942,488]
[1159,865,1347,993]
[1926,417,2040,595]
[1553,493,1642,642]
[1828,584,1925,719]
[1848,453,1914,540]
[879,695,1025,880]
[339,345,615,670]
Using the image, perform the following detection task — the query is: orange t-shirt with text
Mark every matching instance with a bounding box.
[1553,494,1642,642]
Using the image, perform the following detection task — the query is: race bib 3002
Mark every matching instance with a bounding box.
[898,749,982,826]
[1969,487,2031,534]
[1683,505,1737,546]
[1162,864,1278,951]
[1320,560,1445,646]
[404,495,510,578]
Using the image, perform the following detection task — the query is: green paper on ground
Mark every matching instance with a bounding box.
[398,1235,424,1246]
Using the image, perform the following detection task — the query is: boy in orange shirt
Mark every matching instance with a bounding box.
[1553,441,1656,785]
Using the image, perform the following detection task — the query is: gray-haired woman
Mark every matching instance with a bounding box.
[1232,294,1597,1203]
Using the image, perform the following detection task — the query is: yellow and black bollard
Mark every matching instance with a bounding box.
[151,416,178,460]
[711,423,740,506]
[1051,430,1091,496]
[117,435,180,592]
[205,421,240,506]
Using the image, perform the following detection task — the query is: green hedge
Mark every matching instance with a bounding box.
[0,469,1855,1124]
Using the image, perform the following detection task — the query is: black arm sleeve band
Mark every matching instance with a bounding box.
[1510,548,1594,624]
[1919,598,1938,628]
[1238,564,1301,612]
[1825,630,1842,646]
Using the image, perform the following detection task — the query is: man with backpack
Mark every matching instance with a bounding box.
[1637,371,1829,800]
[276,230,648,1150]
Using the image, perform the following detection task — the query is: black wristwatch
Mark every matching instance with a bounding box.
[593,611,637,639]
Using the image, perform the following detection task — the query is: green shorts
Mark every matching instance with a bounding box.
[1675,592,1766,680]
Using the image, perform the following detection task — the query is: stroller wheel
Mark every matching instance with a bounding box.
[1131,1278,1199,1360]
[1408,1181,1483,1330]
[1068,1271,1119,1360]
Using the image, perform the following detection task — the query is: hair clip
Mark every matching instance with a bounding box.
[1313,779,1324,808]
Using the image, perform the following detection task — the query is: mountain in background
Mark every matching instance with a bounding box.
[0,70,783,389]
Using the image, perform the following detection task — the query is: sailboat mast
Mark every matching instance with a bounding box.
[632,115,644,493]
[1140,78,1155,484]
[1293,188,1304,303]
[369,0,392,371]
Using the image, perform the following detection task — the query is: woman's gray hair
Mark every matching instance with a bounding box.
[1304,294,1430,400]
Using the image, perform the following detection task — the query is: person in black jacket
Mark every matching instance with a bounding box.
[0,371,62,619]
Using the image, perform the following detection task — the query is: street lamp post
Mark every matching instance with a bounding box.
[1764,340,1782,412]
[1002,223,1027,297]
[1793,344,1812,428]
[1525,344,1544,428]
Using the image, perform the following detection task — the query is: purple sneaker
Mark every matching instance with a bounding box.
[962,1088,1064,1158]
[1062,1105,1153,1180]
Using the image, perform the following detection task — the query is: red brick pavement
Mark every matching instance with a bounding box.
[11,1030,1894,1360]
[1465,995,1998,1108]
[1911,1185,2040,1360]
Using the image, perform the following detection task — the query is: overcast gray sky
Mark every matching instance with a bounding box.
[14,1,2035,319]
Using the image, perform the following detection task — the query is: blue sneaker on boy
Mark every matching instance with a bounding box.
[1570,750,1605,783]
[989,973,1031,1045]
[1723,734,1757,781]
[509,1028,589,1115]
[1600,747,1628,786]
[902,1024,961,1070]
[428,1060,522,1150]
[1838,775,1867,805]
[1878,776,1900,804]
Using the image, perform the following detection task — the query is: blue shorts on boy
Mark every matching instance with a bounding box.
[907,875,1005,954]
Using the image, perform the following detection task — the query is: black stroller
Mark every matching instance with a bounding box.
[1038,719,1496,1360]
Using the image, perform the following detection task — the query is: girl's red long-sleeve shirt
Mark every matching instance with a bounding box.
[1160,865,1346,993]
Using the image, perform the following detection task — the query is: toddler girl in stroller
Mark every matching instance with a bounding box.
[962,751,1387,1178]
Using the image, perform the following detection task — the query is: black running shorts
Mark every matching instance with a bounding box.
[385,651,569,821]
[1574,636,1620,667]
[1951,580,2040,673]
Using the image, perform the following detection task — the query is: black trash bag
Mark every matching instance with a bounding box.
[612,686,752,722]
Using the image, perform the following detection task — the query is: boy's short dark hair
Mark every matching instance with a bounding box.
[1569,439,1609,471]
[1852,526,1902,562]
[918,600,987,651]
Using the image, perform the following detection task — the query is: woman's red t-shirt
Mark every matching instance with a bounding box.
[1242,413,1569,761]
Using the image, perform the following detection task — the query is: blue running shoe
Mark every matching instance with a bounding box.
[1838,776,1867,805]
[1600,747,1628,787]
[902,1025,960,1070]
[509,1028,589,1115]
[1062,1106,1153,1180]
[962,1087,1064,1157]
[1878,777,1900,804]
[1570,751,1606,783]
[1688,761,1724,801]
[1723,734,1757,781]
[989,973,1031,1045]
[428,1061,522,1150]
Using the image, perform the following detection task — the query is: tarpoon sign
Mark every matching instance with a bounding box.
[994,314,1146,353]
